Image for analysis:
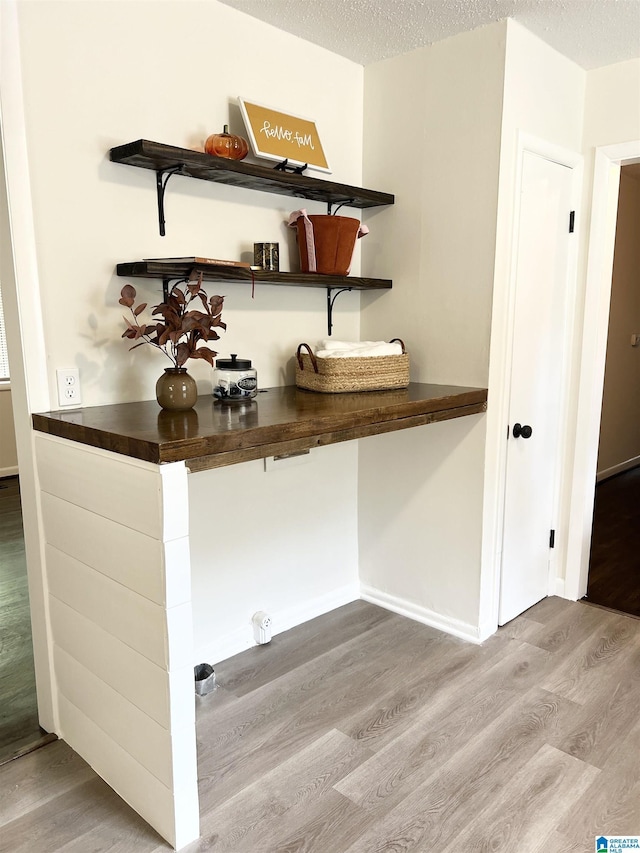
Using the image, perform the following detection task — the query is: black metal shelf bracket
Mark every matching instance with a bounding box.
[327,198,355,216]
[155,165,184,236]
[162,276,189,302]
[326,286,352,336]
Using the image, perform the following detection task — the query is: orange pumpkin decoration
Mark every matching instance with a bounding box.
[204,125,249,160]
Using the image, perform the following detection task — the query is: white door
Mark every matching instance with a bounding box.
[499,151,574,625]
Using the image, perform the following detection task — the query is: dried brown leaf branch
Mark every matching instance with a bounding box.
[119,273,225,368]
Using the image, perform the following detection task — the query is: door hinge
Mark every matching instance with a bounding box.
[569,211,575,233]
[549,529,556,548]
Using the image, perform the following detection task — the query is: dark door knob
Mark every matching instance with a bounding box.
[512,423,533,439]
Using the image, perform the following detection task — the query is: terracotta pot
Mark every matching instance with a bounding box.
[296,215,361,275]
[155,367,198,411]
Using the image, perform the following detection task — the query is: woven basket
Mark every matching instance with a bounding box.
[295,339,409,393]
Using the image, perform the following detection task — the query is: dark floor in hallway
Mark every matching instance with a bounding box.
[585,466,640,618]
[0,476,50,765]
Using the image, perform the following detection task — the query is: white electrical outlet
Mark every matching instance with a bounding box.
[56,368,82,407]
[252,611,272,644]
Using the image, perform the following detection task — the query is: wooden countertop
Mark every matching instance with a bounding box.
[32,383,487,471]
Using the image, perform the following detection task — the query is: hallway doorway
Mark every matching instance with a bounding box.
[1,5,58,750]
[585,467,640,618]
[0,475,53,764]
[583,164,640,619]
[0,281,45,761]
[565,141,640,602]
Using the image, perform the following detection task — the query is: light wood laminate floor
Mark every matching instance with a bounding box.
[1,597,639,852]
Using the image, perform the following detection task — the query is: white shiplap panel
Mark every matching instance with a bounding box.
[49,597,196,731]
[36,433,198,851]
[54,645,174,787]
[57,694,199,850]
[35,433,187,540]
[41,491,166,605]
[55,646,197,792]
[47,544,168,667]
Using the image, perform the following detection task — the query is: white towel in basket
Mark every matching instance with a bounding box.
[316,340,403,359]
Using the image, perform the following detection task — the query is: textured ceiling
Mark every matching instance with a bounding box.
[218,0,640,69]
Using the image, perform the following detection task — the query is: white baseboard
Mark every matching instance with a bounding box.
[196,581,488,666]
[0,465,18,479]
[360,583,483,645]
[555,577,567,599]
[195,582,361,666]
[596,455,640,482]
[477,618,498,643]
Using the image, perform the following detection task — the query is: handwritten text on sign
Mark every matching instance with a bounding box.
[238,98,330,173]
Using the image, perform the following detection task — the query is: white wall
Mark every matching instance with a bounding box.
[597,170,640,475]
[15,0,366,669]
[359,23,506,639]
[16,0,365,405]
[189,443,359,664]
[358,415,487,639]
[0,386,18,475]
[361,22,506,387]
[583,59,640,149]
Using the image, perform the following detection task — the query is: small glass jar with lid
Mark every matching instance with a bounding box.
[213,354,258,402]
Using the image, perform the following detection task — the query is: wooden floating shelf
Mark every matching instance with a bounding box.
[110,140,395,330]
[109,139,395,210]
[116,260,392,292]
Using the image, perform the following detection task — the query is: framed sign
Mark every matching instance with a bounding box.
[238,97,330,173]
